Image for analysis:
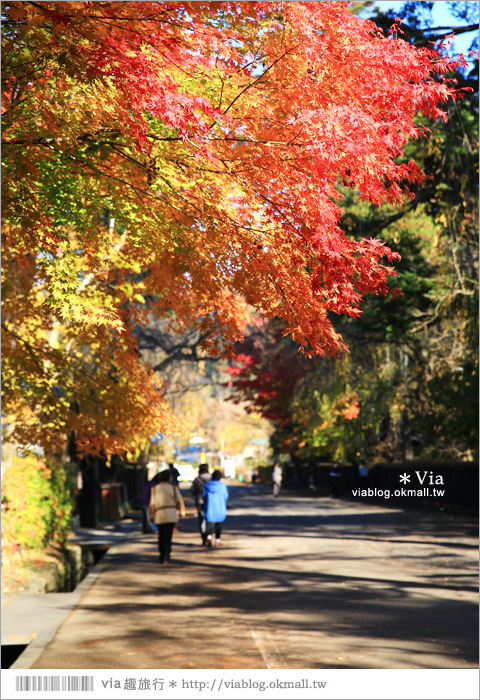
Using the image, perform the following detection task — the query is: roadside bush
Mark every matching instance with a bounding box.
[1,454,76,551]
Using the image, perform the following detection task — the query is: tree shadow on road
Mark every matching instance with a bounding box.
[51,488,478,669]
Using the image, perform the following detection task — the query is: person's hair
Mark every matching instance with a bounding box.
[158,470,172,483]
[211,469,222,481]
[168,463,174,469]
[199,463,209,474]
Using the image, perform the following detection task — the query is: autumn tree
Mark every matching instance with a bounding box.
[1,1,468,458]
[226,3,478,464]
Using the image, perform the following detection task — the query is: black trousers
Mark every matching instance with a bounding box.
[157,522,175,562]
[206,522,222,539]
[196,505,207,543]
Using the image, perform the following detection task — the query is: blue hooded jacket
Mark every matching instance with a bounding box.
[202,479,229,523]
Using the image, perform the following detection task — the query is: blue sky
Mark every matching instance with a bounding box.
[367,1,479,56]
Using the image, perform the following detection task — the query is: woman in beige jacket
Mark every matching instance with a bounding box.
[149,468,185,563]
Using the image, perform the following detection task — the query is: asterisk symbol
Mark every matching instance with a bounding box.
[169,681,177,688]
[399,473,410,484]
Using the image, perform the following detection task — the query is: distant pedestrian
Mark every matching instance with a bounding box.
[190,463,211,545]
[272,461,282,497]
[203,470,229,547]
[137,473,160,533]
[168,462,180,486]
[329,462,341,498]
[358,463,368,478]
[150,468,185,563]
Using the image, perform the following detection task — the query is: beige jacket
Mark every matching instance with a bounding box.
[150,482,185,525]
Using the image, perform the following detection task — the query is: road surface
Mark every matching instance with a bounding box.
[30,484,478,669]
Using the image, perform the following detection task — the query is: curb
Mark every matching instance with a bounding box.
[8,521,138,670]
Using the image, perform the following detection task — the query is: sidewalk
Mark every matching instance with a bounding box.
[2,517,139,669]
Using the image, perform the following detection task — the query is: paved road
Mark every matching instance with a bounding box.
[28,484,478,669]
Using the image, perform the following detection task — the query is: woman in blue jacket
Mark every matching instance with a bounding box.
[202,470,229,547]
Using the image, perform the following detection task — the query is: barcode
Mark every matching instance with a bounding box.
[15,676,94,692]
